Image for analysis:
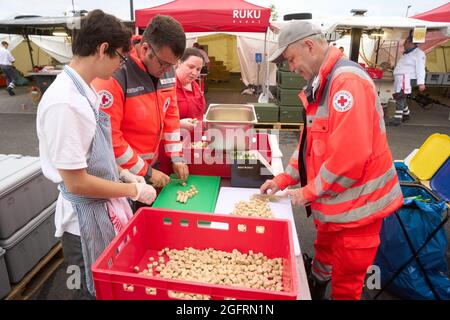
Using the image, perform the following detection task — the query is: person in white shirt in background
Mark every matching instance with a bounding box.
[36,10,156,298]
[0,41,18,96]
[389,31,426,126]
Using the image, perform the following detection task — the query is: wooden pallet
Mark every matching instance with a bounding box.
[4,242,64,300]
[254,122,304,131]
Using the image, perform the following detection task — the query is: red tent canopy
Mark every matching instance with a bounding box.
[135,0,271,32]
[411,2,450,22]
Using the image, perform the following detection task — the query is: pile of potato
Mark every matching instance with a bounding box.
[176,185,198,203]
[231,195,273,218]
[135,247,284,294]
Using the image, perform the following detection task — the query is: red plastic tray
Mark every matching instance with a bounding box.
[92,208,298,300]
[159,132,272,178]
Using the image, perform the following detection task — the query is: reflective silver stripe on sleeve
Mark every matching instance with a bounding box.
[319,165,356,189]
[291,150,299,160]
[139,152,155,160]
[115,145,134,166]
[316,165,396,205]
[164,143,182,153]
[286,164,300,181]
[312,182,402,223]
[163,131,180,141]
[128,157,145,175]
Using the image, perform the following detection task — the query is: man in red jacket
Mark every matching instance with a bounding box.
[261,21,403,300]
[93,15,188,188]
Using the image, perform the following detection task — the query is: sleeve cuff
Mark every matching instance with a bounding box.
[273,173,296,191]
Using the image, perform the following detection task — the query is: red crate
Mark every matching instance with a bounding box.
[366,68,384,80]
[159,132,272,178]
[92,208,298,300]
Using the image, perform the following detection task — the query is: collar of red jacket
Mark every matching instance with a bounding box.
[299,46,344,108]
[128,50,147,72]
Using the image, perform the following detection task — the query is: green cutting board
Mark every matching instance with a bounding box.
[152,174,221,213]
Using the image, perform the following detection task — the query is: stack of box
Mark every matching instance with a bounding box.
[276,61,307,123]
[208,57,230,82]
[0,155,59,298]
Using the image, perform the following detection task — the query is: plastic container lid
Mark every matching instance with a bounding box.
[0,154,42,197]
[0,202,56,250]
[430,157,450,202]
[409,134,450,180]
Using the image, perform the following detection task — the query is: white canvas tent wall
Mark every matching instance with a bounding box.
[186,31,278,88]
[0,33,71,74]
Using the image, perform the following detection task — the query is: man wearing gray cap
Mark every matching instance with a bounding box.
[260,20,402,300]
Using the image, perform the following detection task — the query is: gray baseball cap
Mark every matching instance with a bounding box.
[269,20,323,64]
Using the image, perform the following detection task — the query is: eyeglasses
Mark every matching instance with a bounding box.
[115,50,128,65]
[147,42,175,69]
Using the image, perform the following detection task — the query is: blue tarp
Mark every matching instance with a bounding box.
[375,184,450,300]
[395,162,418,183]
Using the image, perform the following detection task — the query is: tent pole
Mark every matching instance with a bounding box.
[23,32,35,68]
[442,47,448,72]
[258,27,271,103]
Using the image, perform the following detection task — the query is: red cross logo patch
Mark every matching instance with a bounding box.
[332,90,353,112]
[98,90,113,109]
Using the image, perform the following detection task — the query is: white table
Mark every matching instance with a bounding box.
[213,186,311,300]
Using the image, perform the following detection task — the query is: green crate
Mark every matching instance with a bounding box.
[277,71,307,89]
[277,60,289,72]
[252,103,279,123]
[279,106,303,123]
[277,87,303,106]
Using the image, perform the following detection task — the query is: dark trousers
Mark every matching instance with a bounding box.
[0,65,17,89]
[393,79,416,123]
[60,232,95,300]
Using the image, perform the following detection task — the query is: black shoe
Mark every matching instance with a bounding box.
[402,114,410,123]
[6,87,15,96]
[386,119,401,127]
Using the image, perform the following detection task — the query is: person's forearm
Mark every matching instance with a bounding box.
[59,169,137,199]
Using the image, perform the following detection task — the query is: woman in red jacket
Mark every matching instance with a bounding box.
[175,48,206,130]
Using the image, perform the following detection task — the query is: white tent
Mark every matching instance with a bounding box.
[0,34,72,63]
[185,31,278,88]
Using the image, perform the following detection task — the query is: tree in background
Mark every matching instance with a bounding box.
[269,4,278,21]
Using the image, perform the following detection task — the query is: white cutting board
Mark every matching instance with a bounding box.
[214,187,301,256]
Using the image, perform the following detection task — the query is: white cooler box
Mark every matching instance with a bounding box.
[0,247,11,299]
[0,202,58,283]
[0,154,58,240]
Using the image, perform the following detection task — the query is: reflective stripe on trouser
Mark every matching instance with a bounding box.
[59,66,119,296]
[313,219,382,300]
[394,90,408,120]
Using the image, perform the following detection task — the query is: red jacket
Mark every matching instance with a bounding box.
[176,76,206,121]
[274,47,403,232]
[92,52,183,176]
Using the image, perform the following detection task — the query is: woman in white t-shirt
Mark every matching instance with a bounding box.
[36,10,156,297]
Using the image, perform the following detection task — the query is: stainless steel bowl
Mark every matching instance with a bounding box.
[204,104,257,150]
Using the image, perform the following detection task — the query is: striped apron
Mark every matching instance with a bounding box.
[59,66,118,295]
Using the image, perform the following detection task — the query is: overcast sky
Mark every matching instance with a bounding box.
[0,0,447,21]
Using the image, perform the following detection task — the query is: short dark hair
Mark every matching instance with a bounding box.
[72,9,131,58]
[1,41,8,46]
[180,48,204,63]
[142,15,186,58]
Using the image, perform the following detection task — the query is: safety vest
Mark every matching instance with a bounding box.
[92,52,183,176]
[274,47,403,232]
